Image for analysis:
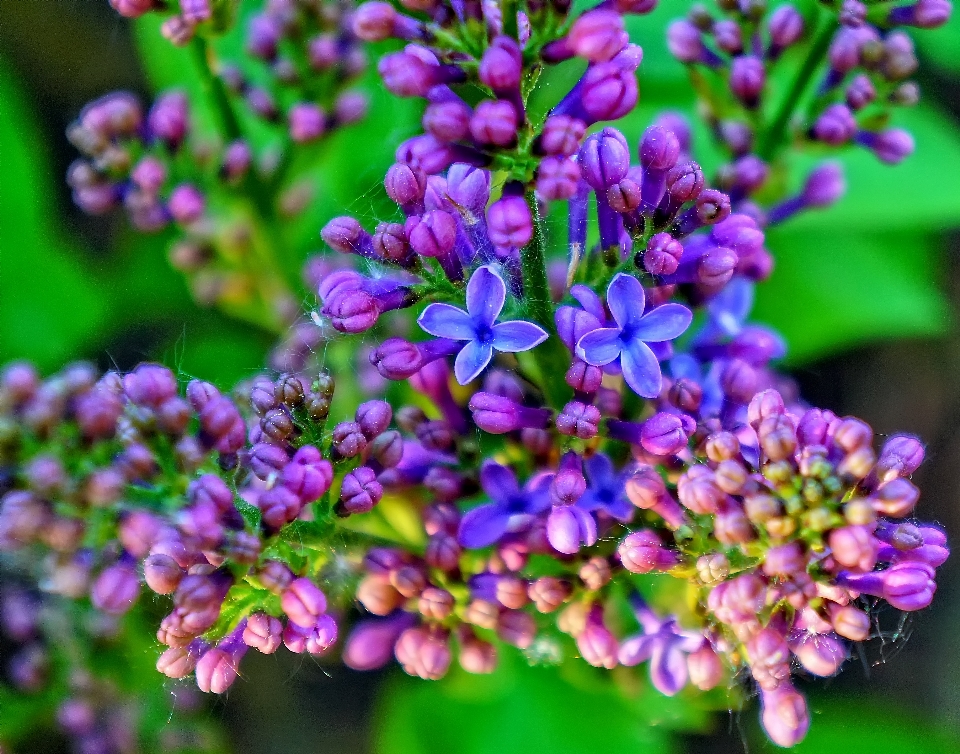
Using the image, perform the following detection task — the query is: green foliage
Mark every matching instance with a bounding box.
[374,648,724,754]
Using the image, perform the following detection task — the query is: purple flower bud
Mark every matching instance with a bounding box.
[91,563,140,615]
[579,128,630,190]
[618,530,678,573]
[325,288,380,333]
[168,184,205,224]
[479,36,523,91]
[156,642,203,678]
[643,233,683,275]
[199,396,245,453]
[537,156,580,201]
[713,20,743,54]
[813,104,857,145]
[875,434,924,482]
[378,51,464,98]
[567,10,629,63]
[282,446,333,503]
[258,485,303,532]
[123,363,177,407]
[353,2,400,41]
[888,0,953,28]
[768,5,804,54]
[196,644,246,694]
[538,115,587,156]
[688,643,724,690]
[281,578,328,628]
[243,613,283,654]
[247,14,282,59]
[789,631,847,677]
[148,91,188,148]
[829,525,879,571]
[332,421,368,458]
[497,610,536,649]
[407,210,458,257]
[829,604,871,641]
[747,627,791,689]
[857,129,915,164]
[487,194,532,247]
[839,561,937,611]
[665,161,705,207]
[640,412,689,455]
[760,683,810,748]
[321,217,373,256]
[144,553,183,595]
[565,359,604,393]
[397,627,452,678]
[289,103,326,143]
[110,0,154,18]
[667,20,720,65]
[579,46,641,122]
[344,614,415,670]
[556,401,601,439]
[730,56,765,107]
[338,466,383,515]
[846,74,876,110]
[385,163,427,207]
[469,100,518,147]
[577,607,619,668]
[477,393,551,435]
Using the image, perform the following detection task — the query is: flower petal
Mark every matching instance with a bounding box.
[708,275,753,336]
[620,339,663,398]
[418,303,475,340]
[618,635,657,666]
[649,640,689,696]
[457,503,511,549]
[632,303,693,343]
[570,284,606,321]
[606,273,646,329]
[479,461,520,502]
[491,320,548,353]
[546,506,595,555]
[453,339,493,385]
[576,328,623,366]
[466,265,506,327]
[584,452,616,487]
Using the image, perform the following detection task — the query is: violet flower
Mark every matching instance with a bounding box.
[418,265,548,385]
[618,596,704,696]
[457,461,552,548]
[578,453,634,521]
[576,274,692,397]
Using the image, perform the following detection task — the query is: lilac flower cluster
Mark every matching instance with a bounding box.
[107,0,232,46]
[66,89,299,330]
[220,0,369,141]
[668,0,953,226]
[12,0,951,749]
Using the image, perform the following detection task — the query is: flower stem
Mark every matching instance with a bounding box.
[757,16,838,161]
[521,191,572,410]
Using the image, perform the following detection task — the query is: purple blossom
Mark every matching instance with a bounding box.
[618,597,704,696]
[418,266,548,385]
[576,274,692,397]
[457,461,552,548]
[578,453,633,521]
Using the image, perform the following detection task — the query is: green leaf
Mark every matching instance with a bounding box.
[753,228,951,363]
[0,55,108,370]
[373,648,719,754]
[751,693,960,754]
[917,13,960,73]
[781,104,960,233]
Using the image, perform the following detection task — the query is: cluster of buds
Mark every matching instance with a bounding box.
[220,0,368,142]
[0,361,351,697]
[0,580,217,752]
[668,0,953,227]
[108,0,236,46]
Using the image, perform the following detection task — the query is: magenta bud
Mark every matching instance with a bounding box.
[479,36,522,90]
[829,525,879,571]
[618,530,677,573]
[761,683,810,748]
[289,103,326,143]
[196,645,245,694]
[789,631,847,677]
[537,156,581,201]
[338,466,383,515]
[487,194,532,247]
[556,401,601,439]
[688,643,724,690]
[644,233,683,275]
[568,10,628,63]
[730,56,765,107]
[814,104,857,145]
[578,128,630,190]
[539,115,586,156]
[385,162,427,206]
[91,563,140,615]
[357,400,393,438]
[281,578,328,628]
[640,412,688,455]
[577,619,619,669]
[243,613,283,654]
[144,553,183,595]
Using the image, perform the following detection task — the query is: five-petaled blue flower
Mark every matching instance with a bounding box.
[576,273,692,398]
[618,595,706,696]
[418,265,548,385]
[457,461,552,549]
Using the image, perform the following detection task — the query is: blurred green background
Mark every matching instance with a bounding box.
[3,0,960,751]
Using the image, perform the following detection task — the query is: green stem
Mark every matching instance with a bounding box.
[521,192,572,410]
[757,17,838,161]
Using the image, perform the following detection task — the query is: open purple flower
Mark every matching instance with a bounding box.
[576,274,692,397]
[618,596,704,696]
[457,461,551,549]
[578,453,634,521]
[418,265,548,385]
